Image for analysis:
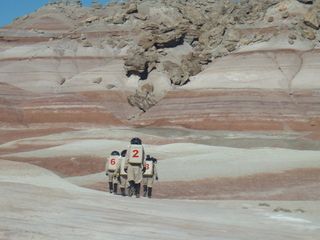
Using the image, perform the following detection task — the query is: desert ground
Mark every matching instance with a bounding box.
[1,126,320,239]
[1,0,320,239]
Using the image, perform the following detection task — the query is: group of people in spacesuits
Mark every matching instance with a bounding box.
[105,137,158,198]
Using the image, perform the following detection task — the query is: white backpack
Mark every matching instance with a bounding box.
[107,156,119,172]
[128,144,144,164]
[143,160,154,177]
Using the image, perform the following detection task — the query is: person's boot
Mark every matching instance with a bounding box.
[147,187,152,198]
[128,181,135,197]
[108,182,113,193]
[135,183,141,198]
[113,183,118,195]
[121,187,126,196]
[143,185,148,197]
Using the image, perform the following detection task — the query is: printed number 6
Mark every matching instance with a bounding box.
[132,149,139,158]
[111,159,116,165]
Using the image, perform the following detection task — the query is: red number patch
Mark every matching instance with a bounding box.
[110,159,116,165]
[132,149,139,158]
[145,163,150,170]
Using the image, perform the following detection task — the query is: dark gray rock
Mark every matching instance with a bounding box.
[297,0,314,4]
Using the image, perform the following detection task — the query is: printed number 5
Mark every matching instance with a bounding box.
[132,149,139,158]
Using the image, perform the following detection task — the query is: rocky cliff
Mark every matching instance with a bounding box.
[0,0,319,135]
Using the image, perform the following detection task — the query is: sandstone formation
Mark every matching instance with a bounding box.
[1,0,320,131]
[1,3,320,239]
[0,4,320,240]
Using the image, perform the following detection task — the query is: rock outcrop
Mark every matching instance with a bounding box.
[304,8,320,29]
[0,0,320,134]
[297,0,314,4]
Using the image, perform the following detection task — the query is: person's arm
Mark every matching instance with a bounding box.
[141,146,146,171]
[124,148,129,172]
[115,159,120,174]
[105,159,109,175]
[154,163,158,180]
[142,146,146,165]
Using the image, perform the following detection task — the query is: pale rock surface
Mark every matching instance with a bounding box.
[1,159,320,239]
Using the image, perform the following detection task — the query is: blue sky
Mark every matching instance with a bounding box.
[0,0,109,27]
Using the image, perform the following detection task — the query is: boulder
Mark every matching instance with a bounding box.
[127,91,158,112]
[58,77,66,85]
[124,47,159,79]
[224,29,241,42]
[124,47,148,76]
[138,34,155,50]
[282,11,289,19]
[117,40,128,49]
[183,52,204,73]
[288,33,297,40]
[93,77,103,84]
[297,0,314,4]
[154,31,184,48]
[84,16,99,24]
[140,83,154,94]
[197,51,212,65]
[224,42,238,52]
[126,3,138,14]
[304,9,319,30]
[302,29,316,40]
[184,26,200,45]
[162,61,189,86]
[106,84,116,89]
[82,41,93,47]
[113,14,127,24]
[268,16,274,22]
[199,26,226,49]
[134,13,148,21]
[161,51,211,85]
[180,6,206,26]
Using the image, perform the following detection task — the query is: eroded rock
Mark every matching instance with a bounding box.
[124,47,159,79]
[297,0,314,4]
[126,3,138,14]
[304,9,319,30]
[127,90,158,112]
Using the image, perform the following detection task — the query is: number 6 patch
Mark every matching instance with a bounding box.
[108,156,119,171]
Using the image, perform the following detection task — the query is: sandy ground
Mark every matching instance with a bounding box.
[1,160,320,240]
[1,2,320,239]
[1,127,320,201]
[85,168,320,201]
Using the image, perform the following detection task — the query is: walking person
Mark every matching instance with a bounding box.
[125,137,145,198]
[105,150,120,194]
[142,155,159,198]
[115,149,128,196]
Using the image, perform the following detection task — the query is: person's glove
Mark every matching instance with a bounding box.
[156,176,159,181]
[105,172,108,176]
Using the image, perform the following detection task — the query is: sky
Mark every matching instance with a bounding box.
[0,0,109,27]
